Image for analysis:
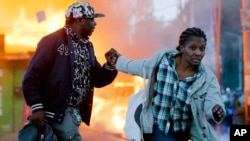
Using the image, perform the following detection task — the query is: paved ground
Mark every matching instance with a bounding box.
[0,124,128,141]
[0,124,229,141]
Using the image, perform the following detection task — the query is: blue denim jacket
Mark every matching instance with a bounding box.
[117,49,226,141]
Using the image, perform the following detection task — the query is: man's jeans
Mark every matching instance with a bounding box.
[50,107,82,141]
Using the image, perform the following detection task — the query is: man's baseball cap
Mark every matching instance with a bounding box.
[65,2,105,20]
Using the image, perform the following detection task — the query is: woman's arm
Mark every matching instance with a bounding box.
[116,56,150,78]
[204,74,226,123]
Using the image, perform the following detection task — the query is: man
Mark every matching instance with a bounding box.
[22,2,117,140]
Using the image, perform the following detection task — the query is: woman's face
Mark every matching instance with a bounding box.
[179,36,206,66]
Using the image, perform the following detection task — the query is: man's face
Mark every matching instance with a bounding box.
[179,36,206,66]
[79,18,96,38]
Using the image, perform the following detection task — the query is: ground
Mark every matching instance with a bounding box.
[0,124,128,141]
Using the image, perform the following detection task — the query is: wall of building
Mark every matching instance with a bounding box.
[0,58,29,136]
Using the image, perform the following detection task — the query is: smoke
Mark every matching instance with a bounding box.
[88,0,217,71]
[83,0,177,61]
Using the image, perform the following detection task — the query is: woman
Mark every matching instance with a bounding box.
[105,27,226,141]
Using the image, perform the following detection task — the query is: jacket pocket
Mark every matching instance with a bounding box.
[193,92,207,110]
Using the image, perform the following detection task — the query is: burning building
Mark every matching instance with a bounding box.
[0,34,32,136]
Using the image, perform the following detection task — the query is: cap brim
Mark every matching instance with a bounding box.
[94,13,105,18]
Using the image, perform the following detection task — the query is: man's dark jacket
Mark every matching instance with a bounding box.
[22,28,117,125]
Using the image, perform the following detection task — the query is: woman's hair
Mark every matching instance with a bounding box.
[177,27,207,51]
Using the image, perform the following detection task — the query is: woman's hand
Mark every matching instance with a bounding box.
[212,104,225,122]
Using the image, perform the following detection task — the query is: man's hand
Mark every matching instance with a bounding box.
[212,104,225,122]
[30,110,46,129]
[105,48,120,67]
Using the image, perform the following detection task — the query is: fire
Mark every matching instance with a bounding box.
[0,0,76,53]
[89,76,144,136]
[114,76,145,93]
[112,106,126,131]
[4,9,65,53]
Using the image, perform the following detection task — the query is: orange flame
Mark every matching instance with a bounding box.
[90,76,144,136]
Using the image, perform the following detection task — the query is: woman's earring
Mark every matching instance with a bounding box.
[179,46,184,52]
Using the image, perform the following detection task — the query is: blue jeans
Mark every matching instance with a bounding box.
[143,126,190,141]
[50,107,82,141]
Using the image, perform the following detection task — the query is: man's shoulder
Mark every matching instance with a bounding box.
[44,28,65,38]
[39,28,67,45]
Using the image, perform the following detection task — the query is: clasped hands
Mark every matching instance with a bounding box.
[105,48,120,69]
